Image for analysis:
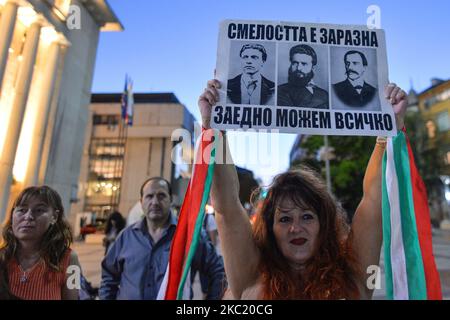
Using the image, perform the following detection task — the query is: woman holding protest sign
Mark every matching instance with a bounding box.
[0,186,81,300]
[198,79,407,299]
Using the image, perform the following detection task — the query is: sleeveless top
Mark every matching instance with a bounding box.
[7,249,72,300]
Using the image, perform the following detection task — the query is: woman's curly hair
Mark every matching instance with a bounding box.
[252,167,361,299]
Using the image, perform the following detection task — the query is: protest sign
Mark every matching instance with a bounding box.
[213,20,396,136]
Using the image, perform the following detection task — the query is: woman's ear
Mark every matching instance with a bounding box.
[51,210,59,225]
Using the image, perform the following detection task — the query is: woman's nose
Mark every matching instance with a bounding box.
[23,210,35,220]
[289,221,303,233]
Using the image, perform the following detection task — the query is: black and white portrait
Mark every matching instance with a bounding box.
[227,41,276,105]
[277,43,329,109]
[331,47,380,111]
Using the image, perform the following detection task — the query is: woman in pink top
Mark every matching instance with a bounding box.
[0,186,81,300]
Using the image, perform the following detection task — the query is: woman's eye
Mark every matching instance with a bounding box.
[302,213,314,220]
[279,216,291,223]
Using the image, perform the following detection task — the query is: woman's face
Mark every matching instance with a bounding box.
[272,197,320,271]
[12,197,57,243]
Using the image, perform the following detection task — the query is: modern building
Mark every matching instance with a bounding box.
[0,0,122,225]
[70,93,196,230]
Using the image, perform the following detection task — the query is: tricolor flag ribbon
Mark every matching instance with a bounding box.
[382,128,442,299]
[157,128,218,300]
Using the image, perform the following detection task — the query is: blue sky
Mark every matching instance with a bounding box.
[92,0,450,184]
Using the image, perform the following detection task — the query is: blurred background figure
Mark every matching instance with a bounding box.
[126,201,144,227]
[198,205,222,299]
[103,211,126,255]
[204,205,220,256]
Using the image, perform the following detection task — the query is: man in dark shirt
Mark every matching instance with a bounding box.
[333,50,377,107]
[99,177,226,300]
[277,44,329,109]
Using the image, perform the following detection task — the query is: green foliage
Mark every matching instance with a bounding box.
[290,135,376,219]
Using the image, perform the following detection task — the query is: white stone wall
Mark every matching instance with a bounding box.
[43,0,101,217]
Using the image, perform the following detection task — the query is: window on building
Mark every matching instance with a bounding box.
[436,111,449,132]
[92,114,119,127]
[86,180,120,197]
[84,138,125,213]
[424,88,450,110]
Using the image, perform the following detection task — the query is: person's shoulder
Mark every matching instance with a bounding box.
[228,74,241,85]
[363,81,377,92]
[277,82,290,92]
[261,75,275,88]
[111,222,140,245]
[121,222,140,235]
[313,86,329,97]
[333,79,348,90]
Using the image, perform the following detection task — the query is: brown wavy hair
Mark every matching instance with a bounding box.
[252,167,361,299]
[0,186,73,299]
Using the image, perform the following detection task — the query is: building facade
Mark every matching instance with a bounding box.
[70,93,196,229]
[416,79,450,225]
[0,0,122,225]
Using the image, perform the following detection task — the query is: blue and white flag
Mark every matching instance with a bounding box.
[121,75,134,126]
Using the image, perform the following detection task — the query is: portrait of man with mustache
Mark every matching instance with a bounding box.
[332,50,377,107]
[277,44,329,109]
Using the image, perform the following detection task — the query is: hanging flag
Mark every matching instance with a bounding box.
[126,77,134,126]
[382,129,442,300]
[157,128,218,300]
[120,75,134,126]
[121,75,128,120]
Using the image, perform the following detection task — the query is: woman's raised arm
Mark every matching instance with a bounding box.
[199,79,260,298]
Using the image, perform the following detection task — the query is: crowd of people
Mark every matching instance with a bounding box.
[0,78,409,300]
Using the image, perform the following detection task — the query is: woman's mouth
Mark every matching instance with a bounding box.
[19,225,35,231]
[290,238,307,246]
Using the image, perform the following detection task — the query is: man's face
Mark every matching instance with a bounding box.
[345,53,366,81]
[141,180,171,224]
[240,48,264,76]
[288,53,314,87]
[290,53,314,75]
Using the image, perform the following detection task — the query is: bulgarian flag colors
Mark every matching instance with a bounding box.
[382,129,442,299]
[157,128,217,300]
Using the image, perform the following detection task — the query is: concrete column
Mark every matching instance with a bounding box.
[0,21,41,222]
[24,41,61,187]
[38,44,68,185]
[0,1,19,93]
